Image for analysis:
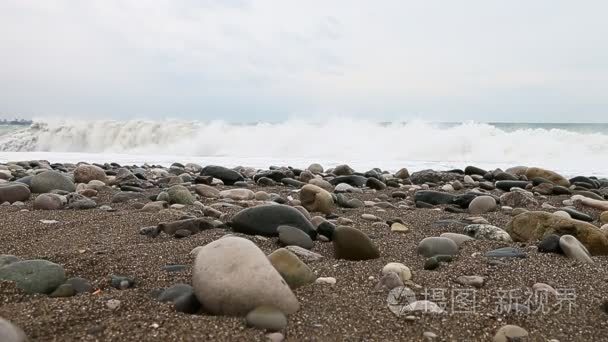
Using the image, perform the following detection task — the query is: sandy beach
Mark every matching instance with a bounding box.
[1,162,608,341]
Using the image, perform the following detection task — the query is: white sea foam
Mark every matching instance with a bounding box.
[0,118,607,176]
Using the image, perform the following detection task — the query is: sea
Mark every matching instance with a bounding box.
[1,119,607,177]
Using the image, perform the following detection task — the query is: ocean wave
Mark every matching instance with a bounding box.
[1,119,607,173]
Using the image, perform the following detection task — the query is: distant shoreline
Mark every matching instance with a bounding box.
[0,119,32,126]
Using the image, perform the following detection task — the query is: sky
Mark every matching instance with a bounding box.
[0,0,607,122]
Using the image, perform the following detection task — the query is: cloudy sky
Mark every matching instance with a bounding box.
[1,0,606,122]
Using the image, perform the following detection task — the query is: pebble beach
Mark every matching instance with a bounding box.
[1,161,608,341]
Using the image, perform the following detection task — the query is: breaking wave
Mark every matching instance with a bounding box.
[1,119,607,175]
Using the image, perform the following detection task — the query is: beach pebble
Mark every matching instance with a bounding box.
[366,177,386,190]
[308,178,333,192]
[361,213,380,221]
[246,306,287,331]
[463,224,512,242]
[106,299,121,310]
[0,259,66,294]
[31,170,76,193]
[333,164,354,176]
[194,184,220,198]
[537,234,563,254]
[335,183,361,193]
[506,211,608,255]
[220,188,255,201]
[485,247,526,258]
[336,217,354,225]
[423,255,453,270]
[493,325,529,342]
[66,277,94,293]
[200,165,244,185]
[601,211,608,224]
[317,222,335,240]
[266,332,285,342]
[0,255,19,268]
[307,163,324,174]
[562,208,593,222]
[382,262,412,282]
[299,184,334,214]
[268,248,316,289]
[552,210,571,219]
[417,237,458,258]
[374,272,404,291]
[525,167,569,187]
[192,237,299,316]
[532,282,558,296]
[74,164,107,183]
[110,275,135,289]
[87,179,106,190]
[67,193,97,209]
[167,185,194,204]
[277,226,314,250]
[141,201,168,212]
[423,331,438,339]
[255,191,270,201]
[495,180,529,191]
[559,235,593,263]
[441,184,454,192]
[332,226,380,260]
[468,195,496,214]
[315,277,336,285]
[394,168,410,179]
[230,205,316,238]
[49,283,76,297]
[391,222,409,233]
[0,184,30,204]
[155,283,201,314]
[499,190,537,208]
[511,208,529,216]
[455,275,484,288]
[372,222,389,229]
[401,300,445,314]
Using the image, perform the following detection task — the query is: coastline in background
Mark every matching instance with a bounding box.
[1,119,607,177]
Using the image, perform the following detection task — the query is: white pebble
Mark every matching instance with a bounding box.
[106,299,121,310]
[315,277,336,285]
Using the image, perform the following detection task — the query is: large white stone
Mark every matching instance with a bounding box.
[192,237,299,316]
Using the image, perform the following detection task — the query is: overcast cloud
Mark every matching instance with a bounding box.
[0,0,607,122]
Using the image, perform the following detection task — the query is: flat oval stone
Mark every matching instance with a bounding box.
[417,237,458,257]
[485,247,526,258]
[278,225,314,250]
[468,195,497,214]
[0,184,30,204]
[493,325,529,342]
[230,205,316,238]
[562,208,593,222]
